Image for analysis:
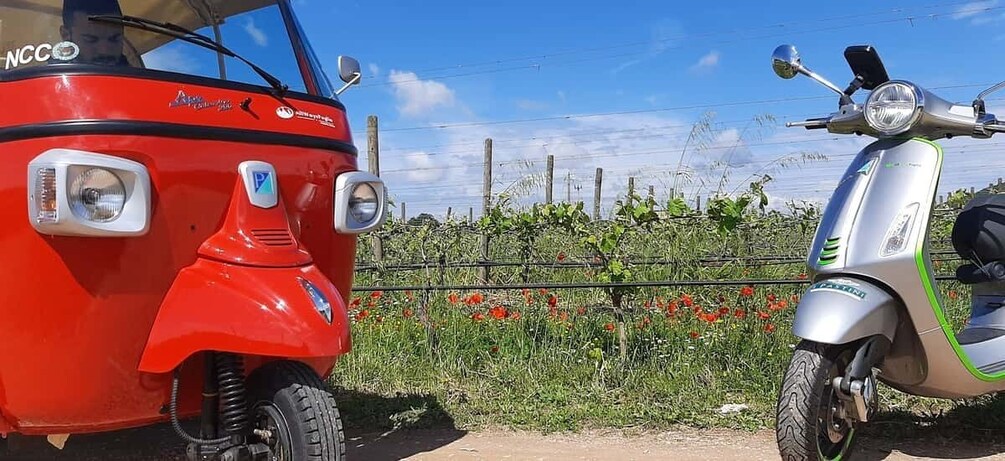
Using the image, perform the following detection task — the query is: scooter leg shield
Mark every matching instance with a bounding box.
[793,277,900,345]
[137,258,351,374]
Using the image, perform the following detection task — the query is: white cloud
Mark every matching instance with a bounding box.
[402,151,444,182]
[689,51,720,74]
[953,1,998,21]
[368,63,380,77]
[244,18,268,47]
[387,70,457,117]
[142,45,200,74]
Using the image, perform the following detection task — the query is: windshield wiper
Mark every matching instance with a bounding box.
[89,14,289,97]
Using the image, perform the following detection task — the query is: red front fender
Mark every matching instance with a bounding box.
[138,258,351,374]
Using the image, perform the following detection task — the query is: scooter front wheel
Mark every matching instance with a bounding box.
[776,340,858,461]
[247,361,346,461]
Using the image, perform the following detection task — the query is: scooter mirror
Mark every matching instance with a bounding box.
[772,44,802,79]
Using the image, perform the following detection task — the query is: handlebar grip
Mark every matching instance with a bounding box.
[785,118,830,130]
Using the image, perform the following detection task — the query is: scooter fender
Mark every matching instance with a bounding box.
[793,277,900,345]
[137,258,351,374]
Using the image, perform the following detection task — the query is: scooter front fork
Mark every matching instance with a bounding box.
[833,336,890,422]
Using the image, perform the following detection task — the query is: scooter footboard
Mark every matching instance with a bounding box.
[137,258,351,374]
[793,277,900,344]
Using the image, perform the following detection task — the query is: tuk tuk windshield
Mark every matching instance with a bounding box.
[0,0,334,97]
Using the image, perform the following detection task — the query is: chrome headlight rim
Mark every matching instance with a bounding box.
[864,80,924,137]
[333,171,387,234]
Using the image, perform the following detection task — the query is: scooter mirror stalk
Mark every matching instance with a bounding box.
[771,44,853,106]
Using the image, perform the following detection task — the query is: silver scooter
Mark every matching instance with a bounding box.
[770,43,1005,460]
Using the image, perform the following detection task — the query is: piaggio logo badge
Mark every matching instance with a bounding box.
[276,106,295,119]
[252,171,274,195]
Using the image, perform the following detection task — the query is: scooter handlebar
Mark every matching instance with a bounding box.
[785,117,830,130]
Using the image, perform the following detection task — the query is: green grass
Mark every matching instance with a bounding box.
[332,210,1000,438]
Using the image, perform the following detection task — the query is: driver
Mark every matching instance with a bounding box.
[59,0,129,66]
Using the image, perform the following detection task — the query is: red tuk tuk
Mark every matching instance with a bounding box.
[0,1,384,459]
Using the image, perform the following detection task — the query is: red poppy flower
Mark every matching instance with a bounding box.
[764,323,777,333]
[700,313,719,323]
[465,292,485,305]
[739,286,755,297]
[769,303,783,312]
[539,288,549,296]
[448,293,459,304]
[689,331,700,339]
[681,294,694,307]
[797,273,808,280]
[547,295,558,308]
[733,309,746,319]
[577,306,587,316]
[510,311,522,320]
[557,251,566,261]
[367,300,376,308]
[350,297,361,307]
[667,300,679,315]
[471,312,485,321]
[490,346,499,354]
[767,293,777,302]
[757,311,770,320]
[559,311,569,322]
[604,323,615,332]
[717,294,726,304]
[370,290,383,299]
[521,288,531,296]
[403,308,414,318]
[777,300,788,309]
[718,307,730,315]
[354,309,370,322]
[489,305,508,320]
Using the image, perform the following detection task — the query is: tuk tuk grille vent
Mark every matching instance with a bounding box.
[250,228,295,247]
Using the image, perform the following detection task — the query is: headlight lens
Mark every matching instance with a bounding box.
[349,183,379,222]
[865,82,921,135]
[69,168,126,222]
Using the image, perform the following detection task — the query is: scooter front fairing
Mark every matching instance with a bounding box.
[792,138,1005,396]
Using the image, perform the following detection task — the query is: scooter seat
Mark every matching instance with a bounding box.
[956,261,1005,284]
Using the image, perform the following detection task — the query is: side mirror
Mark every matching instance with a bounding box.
[334,56,362,96]
[770,44,852,105]
[337,56,361,84]
[772,44,802,79]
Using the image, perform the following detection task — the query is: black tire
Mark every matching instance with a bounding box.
[776,340,859,461]
[247,361,345,461]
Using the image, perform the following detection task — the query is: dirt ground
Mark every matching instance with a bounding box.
[5,424,1005,461]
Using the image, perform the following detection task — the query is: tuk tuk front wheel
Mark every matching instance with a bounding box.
[247,361,345,461]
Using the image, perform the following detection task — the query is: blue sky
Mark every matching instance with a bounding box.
[288,0,1005,219]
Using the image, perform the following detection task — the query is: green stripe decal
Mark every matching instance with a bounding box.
[912,137,1005,382]
[820,248,839,257]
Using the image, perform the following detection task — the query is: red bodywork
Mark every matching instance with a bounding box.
[0,74,359,435]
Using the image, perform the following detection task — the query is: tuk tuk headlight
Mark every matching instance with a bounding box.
[69,168,126,222]
[334,171,386,234]
[349,183,379,222]
[864,82,923,136]
[27,149,151,237]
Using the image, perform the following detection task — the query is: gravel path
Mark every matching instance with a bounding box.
[4,424,1005,460]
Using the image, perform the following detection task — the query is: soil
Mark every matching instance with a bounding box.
[4,424,1005,460]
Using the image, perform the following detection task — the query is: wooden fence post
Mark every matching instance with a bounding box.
[545,154,554,204]
[480,138,493,283]
[367,115,383,263]
[594,168,603,220]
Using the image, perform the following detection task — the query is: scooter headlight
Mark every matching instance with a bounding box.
[865,82,923,136]
[69,168,126,222]
[349,183,379,222]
